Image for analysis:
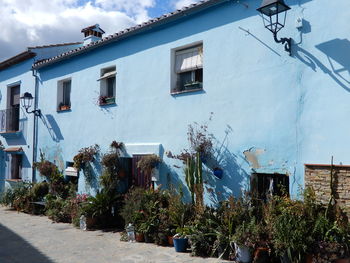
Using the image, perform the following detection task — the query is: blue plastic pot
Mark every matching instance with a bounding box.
[213,168,223,179]
[173,238,188,252]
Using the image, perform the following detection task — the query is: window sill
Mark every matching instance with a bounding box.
[57,108,72,113]
[5,179,22,182]
[171,88,203,96]
[99,97,116,106]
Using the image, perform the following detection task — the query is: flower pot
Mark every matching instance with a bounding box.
[135,233,144,242]
[105,97,115,104]
[280,252,291,263]
[168,236,174,246]
[335,259,350,263]
[59,105,70,111]
[173,238,188,253]
[234,243,252,263]
[213,168,223,179]
[144,234,154,243]
[254,247,270,263]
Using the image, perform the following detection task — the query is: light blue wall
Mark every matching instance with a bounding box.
[36,0,350,201]
[0,44,82,190]
[0,59,35,189]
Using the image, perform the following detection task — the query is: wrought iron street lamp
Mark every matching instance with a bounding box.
[20,92,41,116]
[257,0,292,56]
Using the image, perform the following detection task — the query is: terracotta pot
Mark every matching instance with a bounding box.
[254,247,270,263]
[306,254,313,263]
[168,236,174,246]
[135,233,144,242]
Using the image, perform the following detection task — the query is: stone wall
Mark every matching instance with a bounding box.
[305,164,350,215]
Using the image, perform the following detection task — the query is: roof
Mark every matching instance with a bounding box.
[0,51,36,71]
[0,42,82,71]
[33,0,229,69]
[27,42,82,49]
[81,24,105,34]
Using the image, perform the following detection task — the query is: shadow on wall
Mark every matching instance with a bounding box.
[315,38,350,88]
[0,223,54,263]
[294,39,350,93]
[41,114,64,142]
[159,162,190,201]
[204,126,250,204]
[78,157,102,196]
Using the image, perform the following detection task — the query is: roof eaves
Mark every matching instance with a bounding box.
[33,0,229,70]
[0,50,36,71]
[28,42,82,50]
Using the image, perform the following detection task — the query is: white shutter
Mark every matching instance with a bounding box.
[175,46,203,73]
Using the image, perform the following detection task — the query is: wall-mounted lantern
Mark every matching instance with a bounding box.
[20,92,41,116]
[257,0,292,56]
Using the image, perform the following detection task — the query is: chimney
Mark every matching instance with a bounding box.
[81,24,105,46]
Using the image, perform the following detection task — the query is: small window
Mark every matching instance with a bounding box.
[6,154,22,180]
[57,79,71,111]
[98,66,116,105]
[251,173,289,201]
[172,44,203,94]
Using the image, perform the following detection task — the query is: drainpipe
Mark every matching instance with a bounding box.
[31,68,39,183]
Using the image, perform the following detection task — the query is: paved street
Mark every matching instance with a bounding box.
[0,207,226,263]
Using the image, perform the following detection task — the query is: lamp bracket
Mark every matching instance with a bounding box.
[25,108,41,117]
[273,32,292,56]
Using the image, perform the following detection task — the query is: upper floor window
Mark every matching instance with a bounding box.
[98,66,116,105]
[57,79,71,111]
[172,44,203,94]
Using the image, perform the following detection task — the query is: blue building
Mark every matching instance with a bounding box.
[2,0,350,202]
[0,43,82,191]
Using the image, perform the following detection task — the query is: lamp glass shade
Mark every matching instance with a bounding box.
[257,0,290,34]
[257,0,290,16]
[20,92,34,111]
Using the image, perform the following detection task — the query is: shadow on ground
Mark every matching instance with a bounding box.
[0,222,54,263]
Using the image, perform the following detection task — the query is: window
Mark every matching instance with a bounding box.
[5,154,22,180]
[172,44,203,93]
[98,66,116,105]
[251,173,289,201]
[57,79,71,111]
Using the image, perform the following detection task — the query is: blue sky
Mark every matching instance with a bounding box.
[0,0,200,61]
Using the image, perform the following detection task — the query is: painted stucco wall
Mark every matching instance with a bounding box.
[36,0,350,201]
[0,59,35,190]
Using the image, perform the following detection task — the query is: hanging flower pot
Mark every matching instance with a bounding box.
[213,167,223,179]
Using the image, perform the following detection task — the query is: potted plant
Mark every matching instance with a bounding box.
[173,227,191,252]
[184,81,202,90]
[59,102,70,111]
[137,154,161,176]
[232,219,261,263]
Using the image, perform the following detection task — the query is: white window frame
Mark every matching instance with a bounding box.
[171,42,203,94]
[57,78,72,111]
[98,66,116,105]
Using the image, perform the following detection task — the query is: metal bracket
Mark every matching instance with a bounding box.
[273,33,292,56]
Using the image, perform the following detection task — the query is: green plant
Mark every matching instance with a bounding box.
[232,217,262,248]
[45,194,72,223]
[100,141,125,193]
[0,188,15,207]
[73,144,100,170]
[184,152,204,213]
[137,154,161,175]
[33,151,62,182]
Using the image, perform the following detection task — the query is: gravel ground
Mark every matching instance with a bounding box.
[0,206,228,263]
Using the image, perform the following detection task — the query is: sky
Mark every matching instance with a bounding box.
[0,0,201,62]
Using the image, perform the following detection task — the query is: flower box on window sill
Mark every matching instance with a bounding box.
[58,105,71,112]
[171,86,203,95]
[99,96,115,106]
[184,82,202,90]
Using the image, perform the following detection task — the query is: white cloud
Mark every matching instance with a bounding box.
[174,0,200,10]
[0,0,157,61]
